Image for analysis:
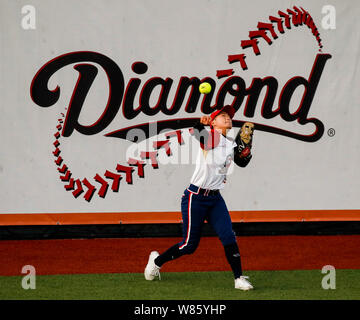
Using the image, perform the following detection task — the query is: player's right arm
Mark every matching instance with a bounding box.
[193,116,219,150]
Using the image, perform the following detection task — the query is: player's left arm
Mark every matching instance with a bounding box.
[233,142,252,167]
[233,122,255,168]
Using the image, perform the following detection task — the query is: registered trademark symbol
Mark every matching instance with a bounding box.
[327,128,335,137]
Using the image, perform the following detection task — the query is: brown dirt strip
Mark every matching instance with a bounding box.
[0,235,359,276]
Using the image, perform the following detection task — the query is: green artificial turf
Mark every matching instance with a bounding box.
[0,270,359,300]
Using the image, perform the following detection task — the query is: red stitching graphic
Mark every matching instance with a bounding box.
[51,7,324,202]
[94,173,109,198]
[278,11,291,29]
[249,30,273,45]
[104,170,122,192]
[127,158,145,178]
[116,164,134,184]
[57,164,68,174]
[216,69,234,79]
[165,130,184,145]
[228,54,247,70]
[64,178,74,190]
[153,140,172,156]
[217,6,323,75]
[241,39,260,55]
[257,22,278,39]
[60,170,72,182]
[55,156,63,166]
[82,178,96,202]
[269,16,284,33]
[72,179,83,198]
[53,148,61,157]
[140,151,159,169]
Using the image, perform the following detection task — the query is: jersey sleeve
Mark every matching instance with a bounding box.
[193,121,220,150]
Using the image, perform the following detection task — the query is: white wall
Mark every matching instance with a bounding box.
[0,0,359,214]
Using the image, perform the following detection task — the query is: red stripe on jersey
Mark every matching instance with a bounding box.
[200,129,221,151]
[179,192,192,250]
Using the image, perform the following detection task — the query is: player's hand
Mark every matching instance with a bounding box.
[200,116,212,126]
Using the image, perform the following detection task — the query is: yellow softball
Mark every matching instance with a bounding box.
[199,82,212,94]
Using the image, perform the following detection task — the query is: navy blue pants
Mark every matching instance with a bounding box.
[178,184,236,254]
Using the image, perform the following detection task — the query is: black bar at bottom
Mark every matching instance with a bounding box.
[0,300,358,318]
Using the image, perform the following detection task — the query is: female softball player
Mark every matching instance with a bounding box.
[144,105,254,290]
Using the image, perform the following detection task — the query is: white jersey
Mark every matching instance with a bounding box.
[190,133,237,190]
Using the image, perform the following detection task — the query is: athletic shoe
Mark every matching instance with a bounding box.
[235,276,254,290]
[144,251,161,280]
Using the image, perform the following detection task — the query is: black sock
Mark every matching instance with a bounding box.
[224,242,242,279]
[154,244,182,267]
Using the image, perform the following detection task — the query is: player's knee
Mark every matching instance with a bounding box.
[180,241,199,255]
[220,230,236,247]
[186,245,198,255]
